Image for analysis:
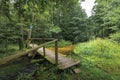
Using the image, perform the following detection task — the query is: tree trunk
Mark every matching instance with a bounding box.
[19,26,24,50]
[4,38,8,53]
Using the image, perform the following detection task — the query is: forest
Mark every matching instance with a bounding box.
[0,0,120,80]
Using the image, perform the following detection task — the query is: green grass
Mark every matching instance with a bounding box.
[73,38,120,80]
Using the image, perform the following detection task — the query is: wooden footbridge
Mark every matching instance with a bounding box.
[29,38,80,69]
[0,38,80,70]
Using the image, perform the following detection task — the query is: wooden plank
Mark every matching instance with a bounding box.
[29,42,80,69]
[37,48,80,69]
[30,38,55,41]
[73,68,81,73]
[55,40,58,65]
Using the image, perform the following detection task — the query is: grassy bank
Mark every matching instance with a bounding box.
[74,38,120,80]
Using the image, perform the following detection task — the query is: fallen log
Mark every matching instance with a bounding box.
[0,48,36,66]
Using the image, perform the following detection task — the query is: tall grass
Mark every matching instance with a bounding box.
[74,38,120,58]
[74,38,120,79]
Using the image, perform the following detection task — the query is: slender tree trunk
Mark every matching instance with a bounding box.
[19,26,24,50]
[26,29,32,48]
[4,38,8,53]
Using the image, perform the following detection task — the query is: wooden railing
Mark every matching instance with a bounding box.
[29,38,58,65]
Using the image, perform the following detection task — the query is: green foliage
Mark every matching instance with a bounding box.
[71,54,113,80]
[16,73,33,80]
[58,2,88,43]
[58,40,72,47]
[16,39,120,80]
[74,38,120,58]
[92,0,120,37]
[16,61,77,80]
[49,25,61,33]
[46,39,72,48]
[0,44,19,58]
[0,61,27,77]
[0,0,88,45]
[74,38,120,79]
[109,31,120,43]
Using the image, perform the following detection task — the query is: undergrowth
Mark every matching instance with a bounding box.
[0,44,19,59]
[0,58,29,79]
[74,38,120,80]
[16,61,80,80]
[2,38,120,80]
[46,39,72,48]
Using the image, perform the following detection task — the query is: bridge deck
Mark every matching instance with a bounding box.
[29,44,80,69]
[37,48,80,69]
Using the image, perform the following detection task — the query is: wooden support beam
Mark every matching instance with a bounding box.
[30,38,55,41]
[43,46,45,56]
[55,40,58,65]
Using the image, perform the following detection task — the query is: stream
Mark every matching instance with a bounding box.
[0,56,44,80]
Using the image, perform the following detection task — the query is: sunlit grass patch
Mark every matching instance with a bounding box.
[74,38,120,79]
[74,38,120,58]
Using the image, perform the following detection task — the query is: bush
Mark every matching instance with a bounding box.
[46,39,72,48]
[73,38,120,78]
[109,32,120,43]
[16,73,33,80]
[74,38,120,58]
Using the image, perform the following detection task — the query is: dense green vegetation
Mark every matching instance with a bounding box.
[91,0,120,38]
[15,39,120,80]
[74,38,120,79]
[0,44,19,58]
[0,0,120,80]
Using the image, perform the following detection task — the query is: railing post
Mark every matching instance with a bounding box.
[55,40,58,65]
[42,38,46,56]
[43,46,45,56]
[33,40,34,48]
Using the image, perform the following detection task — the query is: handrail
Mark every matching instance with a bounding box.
[29,38,55,41]
[0,39,58,66]
[29,38,58,65]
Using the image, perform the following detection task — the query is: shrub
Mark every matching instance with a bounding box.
[16,73,33,80]
[74,38,120,58]
[109,32,120,43]
[74,38,120,77]
[46,39,72,48]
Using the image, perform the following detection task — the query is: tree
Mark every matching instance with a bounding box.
[56,0,88,43]
[92,0,120,38]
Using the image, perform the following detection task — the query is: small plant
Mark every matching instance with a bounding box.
[109,31,120,43]
[74,38,120,80]
[46,39,72,48]
[16,73,33,80]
